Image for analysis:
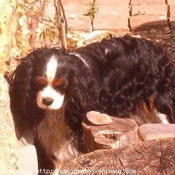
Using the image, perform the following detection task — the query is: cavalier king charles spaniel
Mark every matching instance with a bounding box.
[5,35,175,174]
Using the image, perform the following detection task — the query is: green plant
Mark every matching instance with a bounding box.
[84,0,98,32]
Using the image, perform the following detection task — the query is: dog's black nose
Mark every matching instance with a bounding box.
[42,97,53,106]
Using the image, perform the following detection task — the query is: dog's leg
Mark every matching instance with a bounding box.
[52,168,60,175]
[156,112,170,124]
[154,95,175,123]
[154,109,170,124]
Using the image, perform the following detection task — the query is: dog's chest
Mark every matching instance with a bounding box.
[35,107,77,162]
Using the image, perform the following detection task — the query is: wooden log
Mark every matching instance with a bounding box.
[82,111,141,152]
[60,112,175,174]
[82,112,175,152]
[61,138,175,174]
[138,123,175,141]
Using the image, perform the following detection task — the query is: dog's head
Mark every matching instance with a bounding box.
[34,53,66,110]
[6,48,70,111]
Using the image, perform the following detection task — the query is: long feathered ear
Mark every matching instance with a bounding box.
[65,58,100,130]
[5,54,37,140]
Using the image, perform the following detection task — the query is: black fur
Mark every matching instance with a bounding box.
[67,35,175,123]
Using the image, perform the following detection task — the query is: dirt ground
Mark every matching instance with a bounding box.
[1,28,175,175]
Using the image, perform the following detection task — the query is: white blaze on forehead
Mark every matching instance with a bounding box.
[46,56,58,81]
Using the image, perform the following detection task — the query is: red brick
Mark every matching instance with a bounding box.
[63,0,91,5]
[169,17,175,29]
[131,0,166,5]
[63,0,130,5]
[131,4,168,16]
[167,0,175,4]
[96,0,129,5]
[94,5,129,30]
[169,4,175,17]
[63,3,90,30]
[129,14,168,31]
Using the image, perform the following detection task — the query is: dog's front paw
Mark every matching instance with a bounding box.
[52,169,60,175]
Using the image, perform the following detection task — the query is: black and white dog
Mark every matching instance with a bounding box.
[5,35,175,173]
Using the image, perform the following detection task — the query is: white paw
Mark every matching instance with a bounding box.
[52,169,59,175]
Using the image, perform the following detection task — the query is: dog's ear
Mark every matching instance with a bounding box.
[67,59,99,114]
[9,54,34,106]
[6,54,35,140]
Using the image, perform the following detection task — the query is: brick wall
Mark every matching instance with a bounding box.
[62,0,175,31]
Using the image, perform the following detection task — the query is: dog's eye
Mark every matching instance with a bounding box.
[53,78,65,87]
[37,77,48,86]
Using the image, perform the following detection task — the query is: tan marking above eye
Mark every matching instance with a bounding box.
[37,77,48,86]
[53,78,65,86]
